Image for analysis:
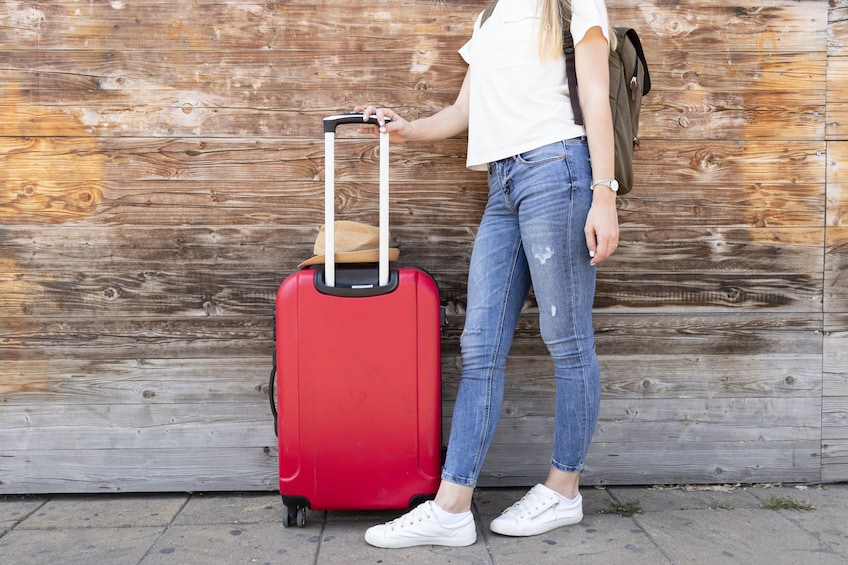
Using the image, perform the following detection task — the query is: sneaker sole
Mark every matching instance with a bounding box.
[489,513,583,537]
[364,530,477,549]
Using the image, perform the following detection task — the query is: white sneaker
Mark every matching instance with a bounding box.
[489,484,583,537]
[364,501,477,548]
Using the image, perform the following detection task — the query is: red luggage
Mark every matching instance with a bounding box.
[272,114,442,527]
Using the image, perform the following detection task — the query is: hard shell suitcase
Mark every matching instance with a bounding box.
[272,114,442,527]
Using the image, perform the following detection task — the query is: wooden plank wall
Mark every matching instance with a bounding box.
[825,0,848,483]
[0,0,845,493]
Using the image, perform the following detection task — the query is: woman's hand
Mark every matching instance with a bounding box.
[354,105,414,144]
[584,188,619,265]
[353,70,471,144]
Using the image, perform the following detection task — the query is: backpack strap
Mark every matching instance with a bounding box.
[561,30,583,126]
[480,0,499,27]
[624,28,651,96]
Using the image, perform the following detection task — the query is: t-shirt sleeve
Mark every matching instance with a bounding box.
[459,11,484,65]
[459,38,472,65]
[569,0,611,46]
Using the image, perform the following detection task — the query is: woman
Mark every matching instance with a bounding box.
[356,0,618,548]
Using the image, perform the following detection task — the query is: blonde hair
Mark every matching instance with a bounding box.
[538,0,615,60]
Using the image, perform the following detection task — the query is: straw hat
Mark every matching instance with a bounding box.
[298,221,399,268]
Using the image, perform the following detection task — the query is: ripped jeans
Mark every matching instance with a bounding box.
[441,139,601,487]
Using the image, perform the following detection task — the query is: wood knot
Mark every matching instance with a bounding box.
[203,301,222,316]
[721,286,744,303]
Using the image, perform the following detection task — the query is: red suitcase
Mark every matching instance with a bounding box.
[272,114,442,527]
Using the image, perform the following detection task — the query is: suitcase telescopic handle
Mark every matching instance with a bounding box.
[323,112,392,288]
[323,112,391,133]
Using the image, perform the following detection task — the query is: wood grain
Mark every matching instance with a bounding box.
[1,0,845,492]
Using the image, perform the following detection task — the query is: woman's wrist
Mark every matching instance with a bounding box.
[590,178,619,193]
[591,184,617,204]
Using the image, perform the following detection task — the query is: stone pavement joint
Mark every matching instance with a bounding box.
[1,484,847,564]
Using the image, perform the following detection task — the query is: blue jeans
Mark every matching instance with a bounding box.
[441,139,601,487]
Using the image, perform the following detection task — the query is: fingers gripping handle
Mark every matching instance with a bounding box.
[323,113,391,288]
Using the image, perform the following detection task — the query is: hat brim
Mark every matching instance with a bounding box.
[298,248,400,268]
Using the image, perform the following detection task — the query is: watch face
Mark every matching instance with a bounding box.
[610,179,619,192]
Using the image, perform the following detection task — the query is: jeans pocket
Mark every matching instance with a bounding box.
[515,142,566,165]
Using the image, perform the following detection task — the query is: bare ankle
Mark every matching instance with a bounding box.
[544,468,580,500]
[434,482,474,513]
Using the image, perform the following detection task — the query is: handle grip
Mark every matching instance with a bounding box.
[323,112,392,133]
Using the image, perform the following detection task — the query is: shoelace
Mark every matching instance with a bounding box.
[503,488,556,518]
[389,503,431,530]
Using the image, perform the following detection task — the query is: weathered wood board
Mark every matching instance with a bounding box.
[1,0,845,493]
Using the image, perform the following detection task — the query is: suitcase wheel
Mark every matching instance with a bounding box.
[283,504,306,528]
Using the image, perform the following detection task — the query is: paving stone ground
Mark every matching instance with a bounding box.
[2,484,847,564]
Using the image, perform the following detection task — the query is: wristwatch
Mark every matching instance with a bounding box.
[591,179,619,193]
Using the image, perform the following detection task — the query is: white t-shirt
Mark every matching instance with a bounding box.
[459,0,611,170]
